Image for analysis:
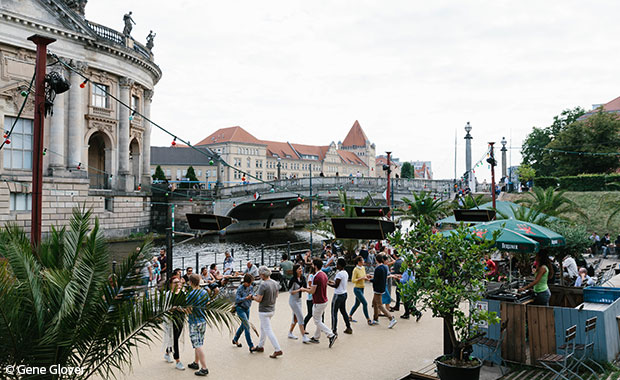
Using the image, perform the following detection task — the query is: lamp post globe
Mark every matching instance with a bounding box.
[464,121,472,134]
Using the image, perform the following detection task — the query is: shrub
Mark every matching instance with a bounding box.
[559,174,606,191]
[534,176,559,189]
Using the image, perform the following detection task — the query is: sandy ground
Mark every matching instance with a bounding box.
[101,282,444,380]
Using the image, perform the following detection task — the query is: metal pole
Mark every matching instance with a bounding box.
[182,257,185,269]
[287,241,291,257]
[166,227,173,280]
[309,163,313,254]
[28,34,55,247]
[489,142,497,210]
[171,204,175,237]
[112,260,117,275]
[195,251,199,272]
[261,244,265,266]
[386,151,391,218]
[239,259,242,271]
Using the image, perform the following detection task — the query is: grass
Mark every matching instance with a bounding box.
[501,191,620,234]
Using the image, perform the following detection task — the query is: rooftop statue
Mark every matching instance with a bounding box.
[146,30,156,50]
[122,11,135,36]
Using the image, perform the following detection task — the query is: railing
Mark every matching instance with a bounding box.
[86,21,152,60]
[87,21,124,44]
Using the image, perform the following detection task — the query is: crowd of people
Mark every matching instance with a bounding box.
[154,241,419,376]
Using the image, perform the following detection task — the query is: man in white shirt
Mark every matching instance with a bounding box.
[562,255,579,283]
[328,258,352,335]
[243,261,259,278]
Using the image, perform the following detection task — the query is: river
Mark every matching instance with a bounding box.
[108,228,323,272]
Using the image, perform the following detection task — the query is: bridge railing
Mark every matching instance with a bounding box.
[218,177,455,198]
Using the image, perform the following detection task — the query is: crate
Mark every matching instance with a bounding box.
[583,287,620,304]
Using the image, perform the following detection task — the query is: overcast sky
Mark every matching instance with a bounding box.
[87,0,620,180]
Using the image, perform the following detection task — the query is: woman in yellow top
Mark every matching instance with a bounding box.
[348,256,372,325]
[519,250,554,306]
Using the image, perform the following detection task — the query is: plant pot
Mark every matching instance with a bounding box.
[435,355,482,380]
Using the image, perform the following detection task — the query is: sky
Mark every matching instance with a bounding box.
[86,0,620,181]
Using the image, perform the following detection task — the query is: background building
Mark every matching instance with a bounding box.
[0,0,160,236]
[412,161,433,179]
[152,120,380,186]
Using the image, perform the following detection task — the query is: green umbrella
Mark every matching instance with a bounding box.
[476,219,565,248]
[441,223,540,253]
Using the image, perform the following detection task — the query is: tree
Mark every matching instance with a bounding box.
[400,191,449,225]
[516,186,586,220]
[180,166,199,189]
[546,221,590,258]
[545,110,620,176]
[0,208,235,379]
[516,164,536,184]
[152,165,166,181]
[389,222,499,364]
[451,193,488,210]
[496,205,551,226]
[401,162,413,179]
[521,107,585,176]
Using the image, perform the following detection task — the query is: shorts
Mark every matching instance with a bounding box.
[189,322,206,348]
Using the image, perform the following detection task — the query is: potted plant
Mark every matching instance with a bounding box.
[389,222,500,380]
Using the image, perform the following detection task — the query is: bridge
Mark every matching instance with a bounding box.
[212,177,456,233]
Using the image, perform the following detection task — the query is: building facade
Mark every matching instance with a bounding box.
[0,0,160,236]
[151,120,380,186]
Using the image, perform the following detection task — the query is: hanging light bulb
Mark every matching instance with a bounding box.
[20,90,28,97]
[4,138,10,145]
[252,203,256,207]
[297,196,302,202]
[270,188,275,193]
[241,176,246,182]
[189,198,193,202]
[165,192,169,196]
[137,184,141,191]
[77,162,81,170]
[209,159,214,165]
[270,202,274,207]
[361,208,365,214]
[3,133,7,139]
[286,201,290,205]
[171,137,177,146]
[341,206,345,211]
[42,148,47,156]
[233,202,237,207]
[79,79,88,88]
[129,110,136,121]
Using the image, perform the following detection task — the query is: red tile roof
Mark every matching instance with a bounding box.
[337,150,367,167]
[342,120,369,148]
[290,143,330,161]
[262,140,299,159]
[195,126,263,146]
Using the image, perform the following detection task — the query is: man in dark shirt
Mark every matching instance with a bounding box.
[359,245,369,263]
[157,248,167,282]
[390,253,404,312]
[371,255,397,328]
[183,267,193,284]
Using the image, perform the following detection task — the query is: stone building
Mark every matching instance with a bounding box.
[0,0,160,236]
[152,121,379,186]
[375,155,401,178]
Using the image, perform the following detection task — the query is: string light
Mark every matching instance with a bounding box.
[4,138,10,145]
[43,148,47,156]
[79,79,88,89]
[129,110,136,121]
[171,137,177,146]
[77,162,81,170]
[20,90,28,97]
[137,183,141,191]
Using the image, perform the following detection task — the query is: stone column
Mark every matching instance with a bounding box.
[464,122,474,191]
[118,77,133,191]
[68,61,86,175]
[501,137,508,179]
[141,89,153,187]
[48,66,66,174]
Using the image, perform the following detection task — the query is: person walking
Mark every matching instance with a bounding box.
[371,255,397,328]
[251,266,282,358]
[287,264,310,343]
[163,276,186,370]
[307,259,338,347]
[186,274,210,376]
[329,258,352,335]
[232,273,255,351]
[349,256,372,325]
[303,264,316,329]
[399,268,422,321]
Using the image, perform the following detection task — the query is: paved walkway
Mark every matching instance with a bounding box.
[103,282,444,380]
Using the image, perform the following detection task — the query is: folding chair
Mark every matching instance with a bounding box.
[570,317,605,377]
[475,319,509,375]
[538,325,584,380]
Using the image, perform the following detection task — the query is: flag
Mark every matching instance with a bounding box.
[253,192,260,200]
[382,189,388,200]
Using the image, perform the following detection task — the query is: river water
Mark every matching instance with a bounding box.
[108,229,322,272]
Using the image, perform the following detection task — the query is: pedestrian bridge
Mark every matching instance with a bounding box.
[212,177,455,233]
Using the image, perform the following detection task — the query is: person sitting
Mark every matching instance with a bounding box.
[223,251,234,276]
[200,267,210,283]
[574,267,595,287]
[243,261,259,278]
[562,254,579,284]
[182,267,193,284]
[485,255,498,280]
[209,264,223,286]
[321,250,336,274]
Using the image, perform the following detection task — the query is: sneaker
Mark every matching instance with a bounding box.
[195,368,209,376]
[288,332,298,340]
[187,362,199,370]
[328,334,338,348]
[369,320,379,326]
[367,320,374,326]
[164,353,173,363]
[309,337,320,344]
[175,362,185,371]
[348,316,357,323]
[416,313,423,322]
[343,327,353,334]
[389,306,400,312]
[400,314,410,319]
[388,317,398,329]
[302,336,311,344]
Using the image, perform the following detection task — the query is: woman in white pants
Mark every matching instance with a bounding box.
[251,266,283,358]
[287,264,310,343]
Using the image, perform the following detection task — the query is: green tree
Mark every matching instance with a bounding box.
[546,221,590,258]
[400,191,449,225]
[152,165,166,181]
[517,164,536,184]
[496,205,551,226]
[401,162,413,179]
[451,193,488,210]
[516,186,586,220]
[545,110,620,176]
[0,208,235,379]
[180,166,199,189]
[521,107,585,176]
[389,222,499,364]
